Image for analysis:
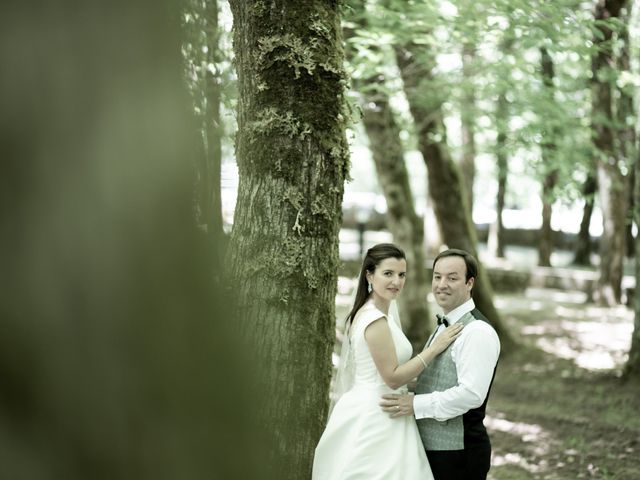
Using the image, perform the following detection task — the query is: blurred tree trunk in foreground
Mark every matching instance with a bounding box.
[0,1,264,479]
[592,0,628,306]
[227,1,349,478]
[346,3,431,352]
[538,47,559,267]
[394,41,515,352]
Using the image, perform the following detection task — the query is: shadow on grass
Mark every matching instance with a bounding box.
[489,288,639,480]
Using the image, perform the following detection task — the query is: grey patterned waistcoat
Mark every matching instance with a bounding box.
[415,309,494,451]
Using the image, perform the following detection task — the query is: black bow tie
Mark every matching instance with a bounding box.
[436,314,449,327]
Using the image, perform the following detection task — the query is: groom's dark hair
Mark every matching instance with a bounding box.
[432,248,478,284]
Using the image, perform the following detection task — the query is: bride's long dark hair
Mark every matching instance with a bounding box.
[346,243,406,326]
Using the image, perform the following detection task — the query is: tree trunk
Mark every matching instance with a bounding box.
[345,4,431,352]
[539,172,558,267]
[538,47,559,267]
[488,88,508,259]
[573,173,597,265]
[592,0,628,306]
[624,115,640,380]
[203,0,225,250]
[460,41,477,214]
[488,32,514,260]
[626,168,636,256]
[394,42,515,352]
[185,0,226,267]
[227,2,349,477]
[0,1,266,478]
[360,88,431,351]
[617,6,636,258]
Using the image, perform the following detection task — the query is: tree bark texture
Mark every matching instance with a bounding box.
[592,0,628,305]
[538,47,559,267]
[227,2,349,477]
[573,173,597,265]
[394,42,515,351]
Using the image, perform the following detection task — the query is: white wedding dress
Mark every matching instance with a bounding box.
[312,301,434,480]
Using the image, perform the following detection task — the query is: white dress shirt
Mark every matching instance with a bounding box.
[413,298,500,421]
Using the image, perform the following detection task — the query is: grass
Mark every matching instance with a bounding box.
[488,289,639,480]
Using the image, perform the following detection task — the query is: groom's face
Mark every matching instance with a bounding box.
[432,256,474,314]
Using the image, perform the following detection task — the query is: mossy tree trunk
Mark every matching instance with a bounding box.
[227,2,349,477]
[592,0,628,306]
[394,41,515,352]
[538,47,559,267]
[345,3,431,352]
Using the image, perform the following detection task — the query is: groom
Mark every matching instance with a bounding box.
[380,249,500,480]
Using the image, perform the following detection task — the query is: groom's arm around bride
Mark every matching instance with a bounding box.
[380,249,500,480]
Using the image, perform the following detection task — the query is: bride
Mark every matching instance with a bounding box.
[312,243,462,480]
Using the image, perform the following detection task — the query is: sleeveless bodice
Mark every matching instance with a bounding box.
[350,302,413,390]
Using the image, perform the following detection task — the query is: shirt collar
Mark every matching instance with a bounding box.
[442,298,475,324]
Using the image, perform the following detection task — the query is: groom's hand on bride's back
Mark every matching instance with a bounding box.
[380,393,414,418]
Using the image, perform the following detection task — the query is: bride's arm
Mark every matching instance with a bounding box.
[365,318,462,390]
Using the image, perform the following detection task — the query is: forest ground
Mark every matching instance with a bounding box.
[487,288,639,480]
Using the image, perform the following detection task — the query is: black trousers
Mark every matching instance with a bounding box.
[426,446,491,480]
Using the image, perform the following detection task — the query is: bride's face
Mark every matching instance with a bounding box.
[366,257,407,302]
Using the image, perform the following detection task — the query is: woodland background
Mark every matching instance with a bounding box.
[2,0,640,479]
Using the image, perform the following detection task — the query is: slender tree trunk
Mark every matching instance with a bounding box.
[185,0,225,268]
[203,0,224,249]
[592,0,628,306]
[539,172,558,267]
[538,47,559,267]
[625,126,640,380]
[488,32,514,260]
[360,88,431,351]
[620,2,639,379]
[626,169,636,256]
[345,4,431,352]
[574,173,597,265]
[617,6,636,258]
[460,41,477,214]
[394,42,515,352]
[488,89,508,259]
[227,2,349,477]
